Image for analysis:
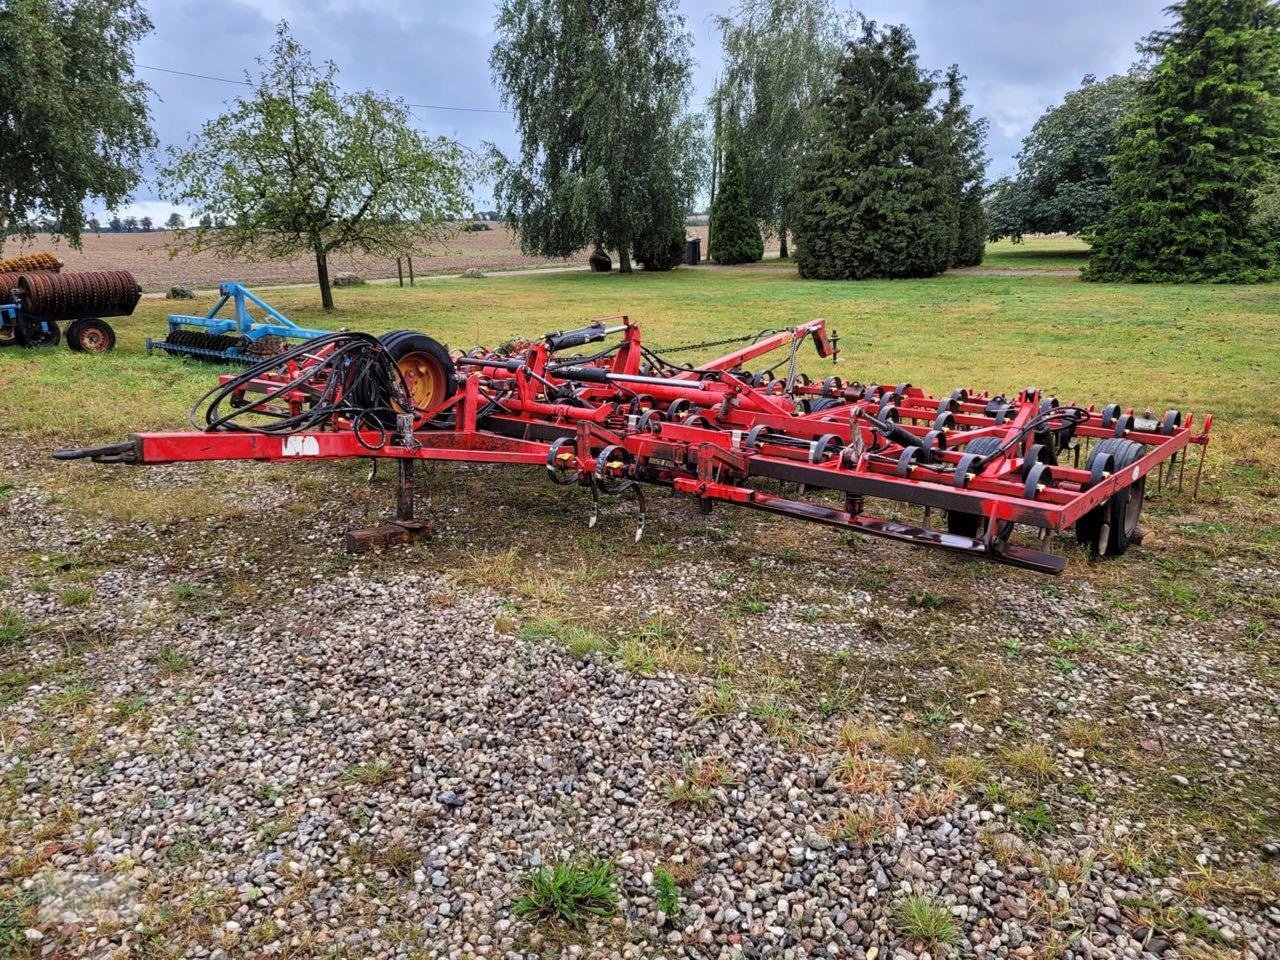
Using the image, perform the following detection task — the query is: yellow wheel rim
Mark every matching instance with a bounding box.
[397,351,446,411]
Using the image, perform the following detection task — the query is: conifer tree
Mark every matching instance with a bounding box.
[709,139,764,264]
[793,22,957,279]
[940,67,989,268]
[1084,0,1280,282]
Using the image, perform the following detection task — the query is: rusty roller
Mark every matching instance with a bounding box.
[0,272,26,297]
[17,270,141,322]
[0,252,62,273]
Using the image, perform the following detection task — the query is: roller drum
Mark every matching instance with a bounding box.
[16,270,141,322]
[0,252,62,273]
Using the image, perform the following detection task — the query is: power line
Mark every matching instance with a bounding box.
[138,63,512,114]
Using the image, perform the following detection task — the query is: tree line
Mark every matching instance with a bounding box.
[988,0,1280,283]
[3,0,1278,301]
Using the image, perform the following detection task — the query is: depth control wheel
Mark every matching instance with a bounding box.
[1076,437,1146,556]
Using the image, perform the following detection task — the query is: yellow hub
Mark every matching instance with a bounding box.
[397,351,446,411]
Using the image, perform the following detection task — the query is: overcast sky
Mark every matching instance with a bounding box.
[108,0,1171,221]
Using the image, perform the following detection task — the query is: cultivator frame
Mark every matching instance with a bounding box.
[148,282,332,363]
[56,317,1210,573]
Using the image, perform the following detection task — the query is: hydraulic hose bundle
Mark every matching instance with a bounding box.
[190,332,416,449]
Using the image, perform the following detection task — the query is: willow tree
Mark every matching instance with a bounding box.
[0,0,155,246]
[159,24,470,310]
[713,0,853,257]
[490,0,703,273]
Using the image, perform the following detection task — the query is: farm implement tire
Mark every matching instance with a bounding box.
[379,330,456,413]
[946,436,1005,537]
[17,317,59,348]
[1076,438,1146,557]
[66,318,117,354]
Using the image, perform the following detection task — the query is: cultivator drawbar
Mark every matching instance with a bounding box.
[55,318,1210,572]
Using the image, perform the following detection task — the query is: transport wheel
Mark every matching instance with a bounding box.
[17,317,59,348]
[945,436,1004,537]
[1076,437,1146,556]
[66,318,116,353]
[379,331,456,413]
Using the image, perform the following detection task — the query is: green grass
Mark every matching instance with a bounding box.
[4,241,1275,476]
[894,893,962,952]
[512,857,619,929]
[982,234,1091,270]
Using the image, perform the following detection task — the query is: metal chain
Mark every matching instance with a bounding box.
[652,328,787,356]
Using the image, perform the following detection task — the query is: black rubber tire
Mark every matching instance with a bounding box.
[18,317,59,348]
[1076,437,1146,556]
[66,318,116,353]
[807,397,843,413]
[945,436,1005,537]
[378,330,456,413]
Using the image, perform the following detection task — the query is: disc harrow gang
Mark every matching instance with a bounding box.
[54,316,1211,573]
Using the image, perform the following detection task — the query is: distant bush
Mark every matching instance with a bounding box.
[461,221,492,232]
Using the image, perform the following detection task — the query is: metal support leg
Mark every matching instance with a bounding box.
[397,458,415,522]
[346,457,432,553]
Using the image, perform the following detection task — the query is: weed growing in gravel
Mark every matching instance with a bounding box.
[152,645,192,674]
[695,682,737,718]
[1064,719,1104,751]
[832,805,896,845]
[1012,802,1055,837]
[42,681,94,714]
[340,760,394,787]
[663,778,714,808]
[894,893,960,952]
[837,753,895,796]
[998,742,1056,783]
[520,618,612,659]
[748,699,805,742]
[513,858,619,928]
[57,585,92,607]
[375,840,419,879]
[0,609,27,647]
[111,695,149,724]
[939,755,989,788]
[653,866,680,917]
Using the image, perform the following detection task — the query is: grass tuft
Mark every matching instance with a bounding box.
[895,893,961,953]
[653,866,680,917]
[513,857,619,929]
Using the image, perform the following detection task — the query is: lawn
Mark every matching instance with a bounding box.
[2,244,1279,925]
[981,234,1091,271]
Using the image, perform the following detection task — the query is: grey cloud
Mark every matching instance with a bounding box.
[114,0,1171,213]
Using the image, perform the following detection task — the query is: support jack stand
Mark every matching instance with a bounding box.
[345,459,432,553]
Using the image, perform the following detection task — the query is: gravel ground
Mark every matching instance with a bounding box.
[2,452,1278,959]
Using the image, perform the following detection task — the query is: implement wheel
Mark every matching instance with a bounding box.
[17,317,59,348]
[379,331,456,413]
[67,318,117,354]
[945,436,1004,537]
[1076,437,1146,556]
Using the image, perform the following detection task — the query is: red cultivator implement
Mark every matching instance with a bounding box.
[55,318,1210,573]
